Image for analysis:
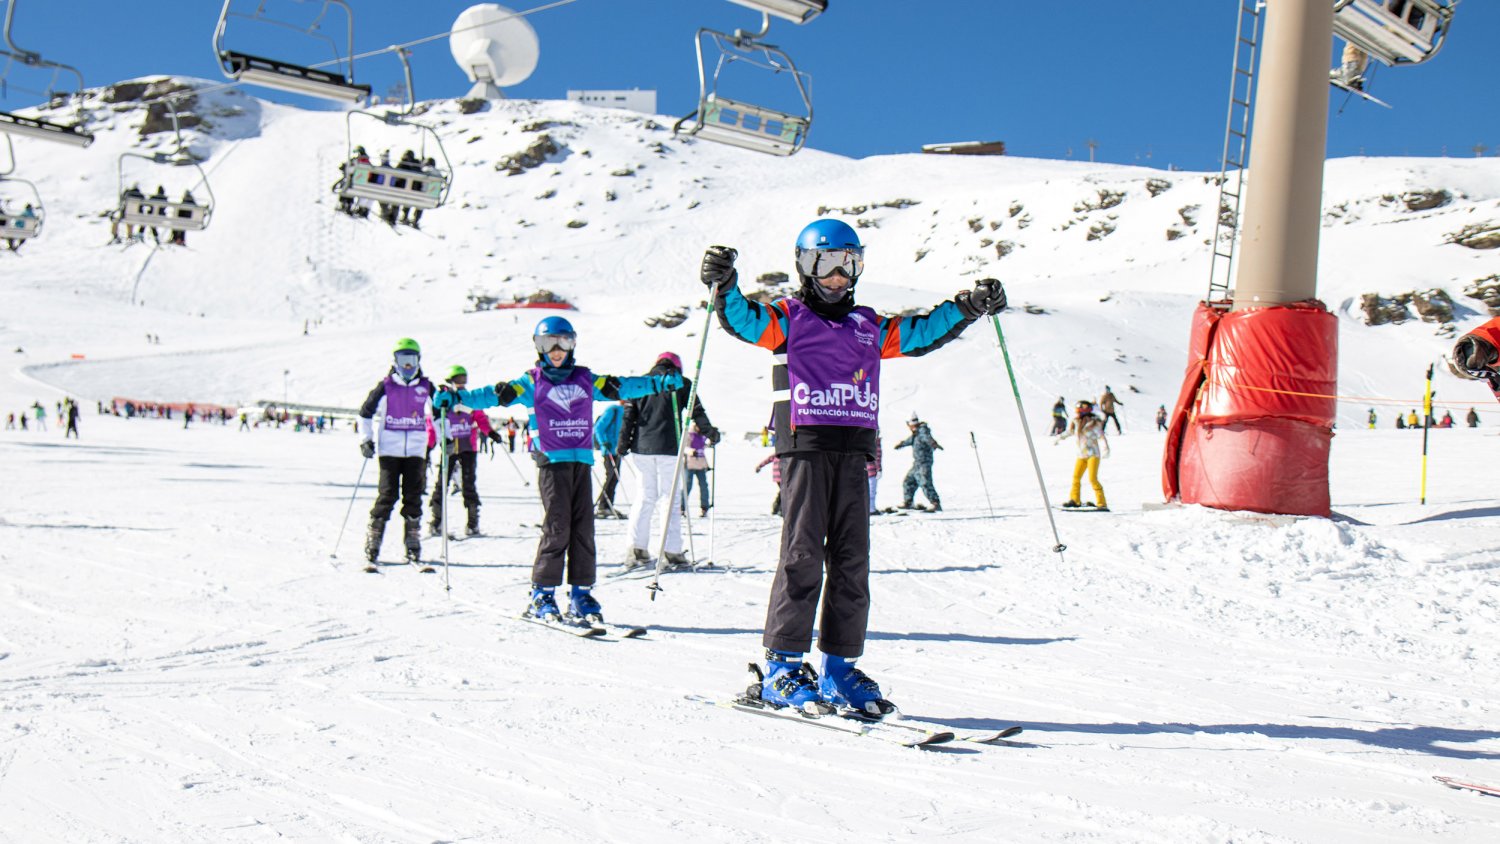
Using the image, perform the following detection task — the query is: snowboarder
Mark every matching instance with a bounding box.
[895,413,943,512]
[357,338,435,564]
[617,351,718,572]
[1050,397,1067,435]
[593,402,625,518]
[425,365,500,537]
[1057,399,1110,511]
[700,217,1006,714]
[1155,404,1168,431]
[430,316,684,624]
[1099,385,1124,434]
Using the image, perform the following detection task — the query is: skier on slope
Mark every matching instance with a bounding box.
[425,365,502,537]
[1056,399,1110,511]
[358,338,435,565]
[701,218,1007,715]
[1050,396,1067,435]
[430,316,684,625]
[1449,317,1500,401]
[894,412,943,512]
[616,351,719,572]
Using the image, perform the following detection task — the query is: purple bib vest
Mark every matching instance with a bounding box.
[446,410,474,442]
[531,366,595,452]
[383,375,432,432]
[785,298,881,429]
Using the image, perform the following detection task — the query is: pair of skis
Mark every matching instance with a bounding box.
[687,692,1021,749]
[364,557,435,575]
[517,614,647,640]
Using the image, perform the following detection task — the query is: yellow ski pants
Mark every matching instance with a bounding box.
[1069,457,1106,508]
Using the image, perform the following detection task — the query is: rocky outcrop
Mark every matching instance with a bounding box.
[1401,189,1450,212]
[1146,178,1172,197]
[1445,222,1500,250]
[1074,189,1125,213]
[496,134,561,175]
[1464,275,1500,315]
[1360,289,1457,327]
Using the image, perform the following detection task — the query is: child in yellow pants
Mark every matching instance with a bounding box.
[1057,399,1109,511]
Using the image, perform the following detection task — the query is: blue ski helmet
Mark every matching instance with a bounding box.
[795,218,862,252]
[794,219,864,304]
[534,316,575,337]
[533,315,578,360]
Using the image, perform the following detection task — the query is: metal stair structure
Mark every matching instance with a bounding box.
[1205,1,1265,307]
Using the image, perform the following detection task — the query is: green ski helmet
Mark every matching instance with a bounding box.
[446,365,468,382]
[392,337,421,354]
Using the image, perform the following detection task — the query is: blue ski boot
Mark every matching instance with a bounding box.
[568,585,603,623]
[526,585,561,621]
[819,654,897,718]
[760,650,831,715]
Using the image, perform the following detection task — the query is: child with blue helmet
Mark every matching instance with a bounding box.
[432,317,683,625]
[702,218,1007,716]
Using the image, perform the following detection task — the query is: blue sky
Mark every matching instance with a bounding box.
[1,1,1495,169]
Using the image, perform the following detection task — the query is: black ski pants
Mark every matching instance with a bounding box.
[595,452,621,511]
[764,452,871,659]
[428,449,479,524]
[534,461,596,587]
[371,456,425,522]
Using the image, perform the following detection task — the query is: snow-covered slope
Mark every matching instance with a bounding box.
[2,80,1500,842]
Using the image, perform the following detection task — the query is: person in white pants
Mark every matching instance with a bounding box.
[615,352,718,570]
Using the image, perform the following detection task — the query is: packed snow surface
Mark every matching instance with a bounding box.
[2,82,1499,841]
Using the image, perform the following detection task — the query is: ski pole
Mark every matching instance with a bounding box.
[439,412,452,592]
[990,315,1067,559]
[329,456,369,559]
[707,441,718,567]
[497,434,532,487]
[650,300,715,600]
[969,431,996,519]
[1420,362,1434,505]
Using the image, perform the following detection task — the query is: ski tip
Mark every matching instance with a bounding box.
[912,731,957,747]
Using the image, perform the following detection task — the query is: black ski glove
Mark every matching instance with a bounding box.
[702,425,721,445]
[487,431,503,444]
[360,440,375,459]
[701,246,739,289]
[956,278,1008,318]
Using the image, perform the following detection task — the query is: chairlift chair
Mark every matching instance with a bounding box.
[674,19,816,157]
[0,0,95,147]
[334,49,452,211]
[115,110,215,233]
[1332,0,1455,67]
[213,0,370,103]
[0,135,43,241]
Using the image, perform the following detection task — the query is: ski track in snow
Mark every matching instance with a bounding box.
[1,89,1499,841]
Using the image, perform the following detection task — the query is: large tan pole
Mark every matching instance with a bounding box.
[1232,0,1333,310]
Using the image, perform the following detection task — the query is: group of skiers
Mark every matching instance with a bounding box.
[1387,408,1479,429]
[357,217,1008,715]
[336,147,440,228]
[111,184,199,246]
[4,398,78,437]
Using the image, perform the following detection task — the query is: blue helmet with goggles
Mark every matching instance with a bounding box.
[794,219,864,305]
[533,316,578,357]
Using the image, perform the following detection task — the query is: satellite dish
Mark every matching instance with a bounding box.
[449,4,541,100]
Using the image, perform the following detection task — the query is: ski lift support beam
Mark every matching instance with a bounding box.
[213,0,370,103]
[1331,0,1455,67]
[0,0,94,146]
[726,0,826,25]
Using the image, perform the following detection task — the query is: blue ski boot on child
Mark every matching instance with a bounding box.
[760,650,833,715]
[526,585,561,621]
[819,654,897,718]
[567,585,603,624]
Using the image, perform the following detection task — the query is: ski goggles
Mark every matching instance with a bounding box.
[795,246,864,280]
[394,351,420,372]
[534,333,577,355]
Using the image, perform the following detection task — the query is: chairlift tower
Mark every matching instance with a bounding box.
[674,0,826,156]
[1165,0,1462,519]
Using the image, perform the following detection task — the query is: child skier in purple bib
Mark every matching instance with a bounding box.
[431,317,683,625]
[702,219,1007,715]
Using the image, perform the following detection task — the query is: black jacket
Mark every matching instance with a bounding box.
[618,361,711,456]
